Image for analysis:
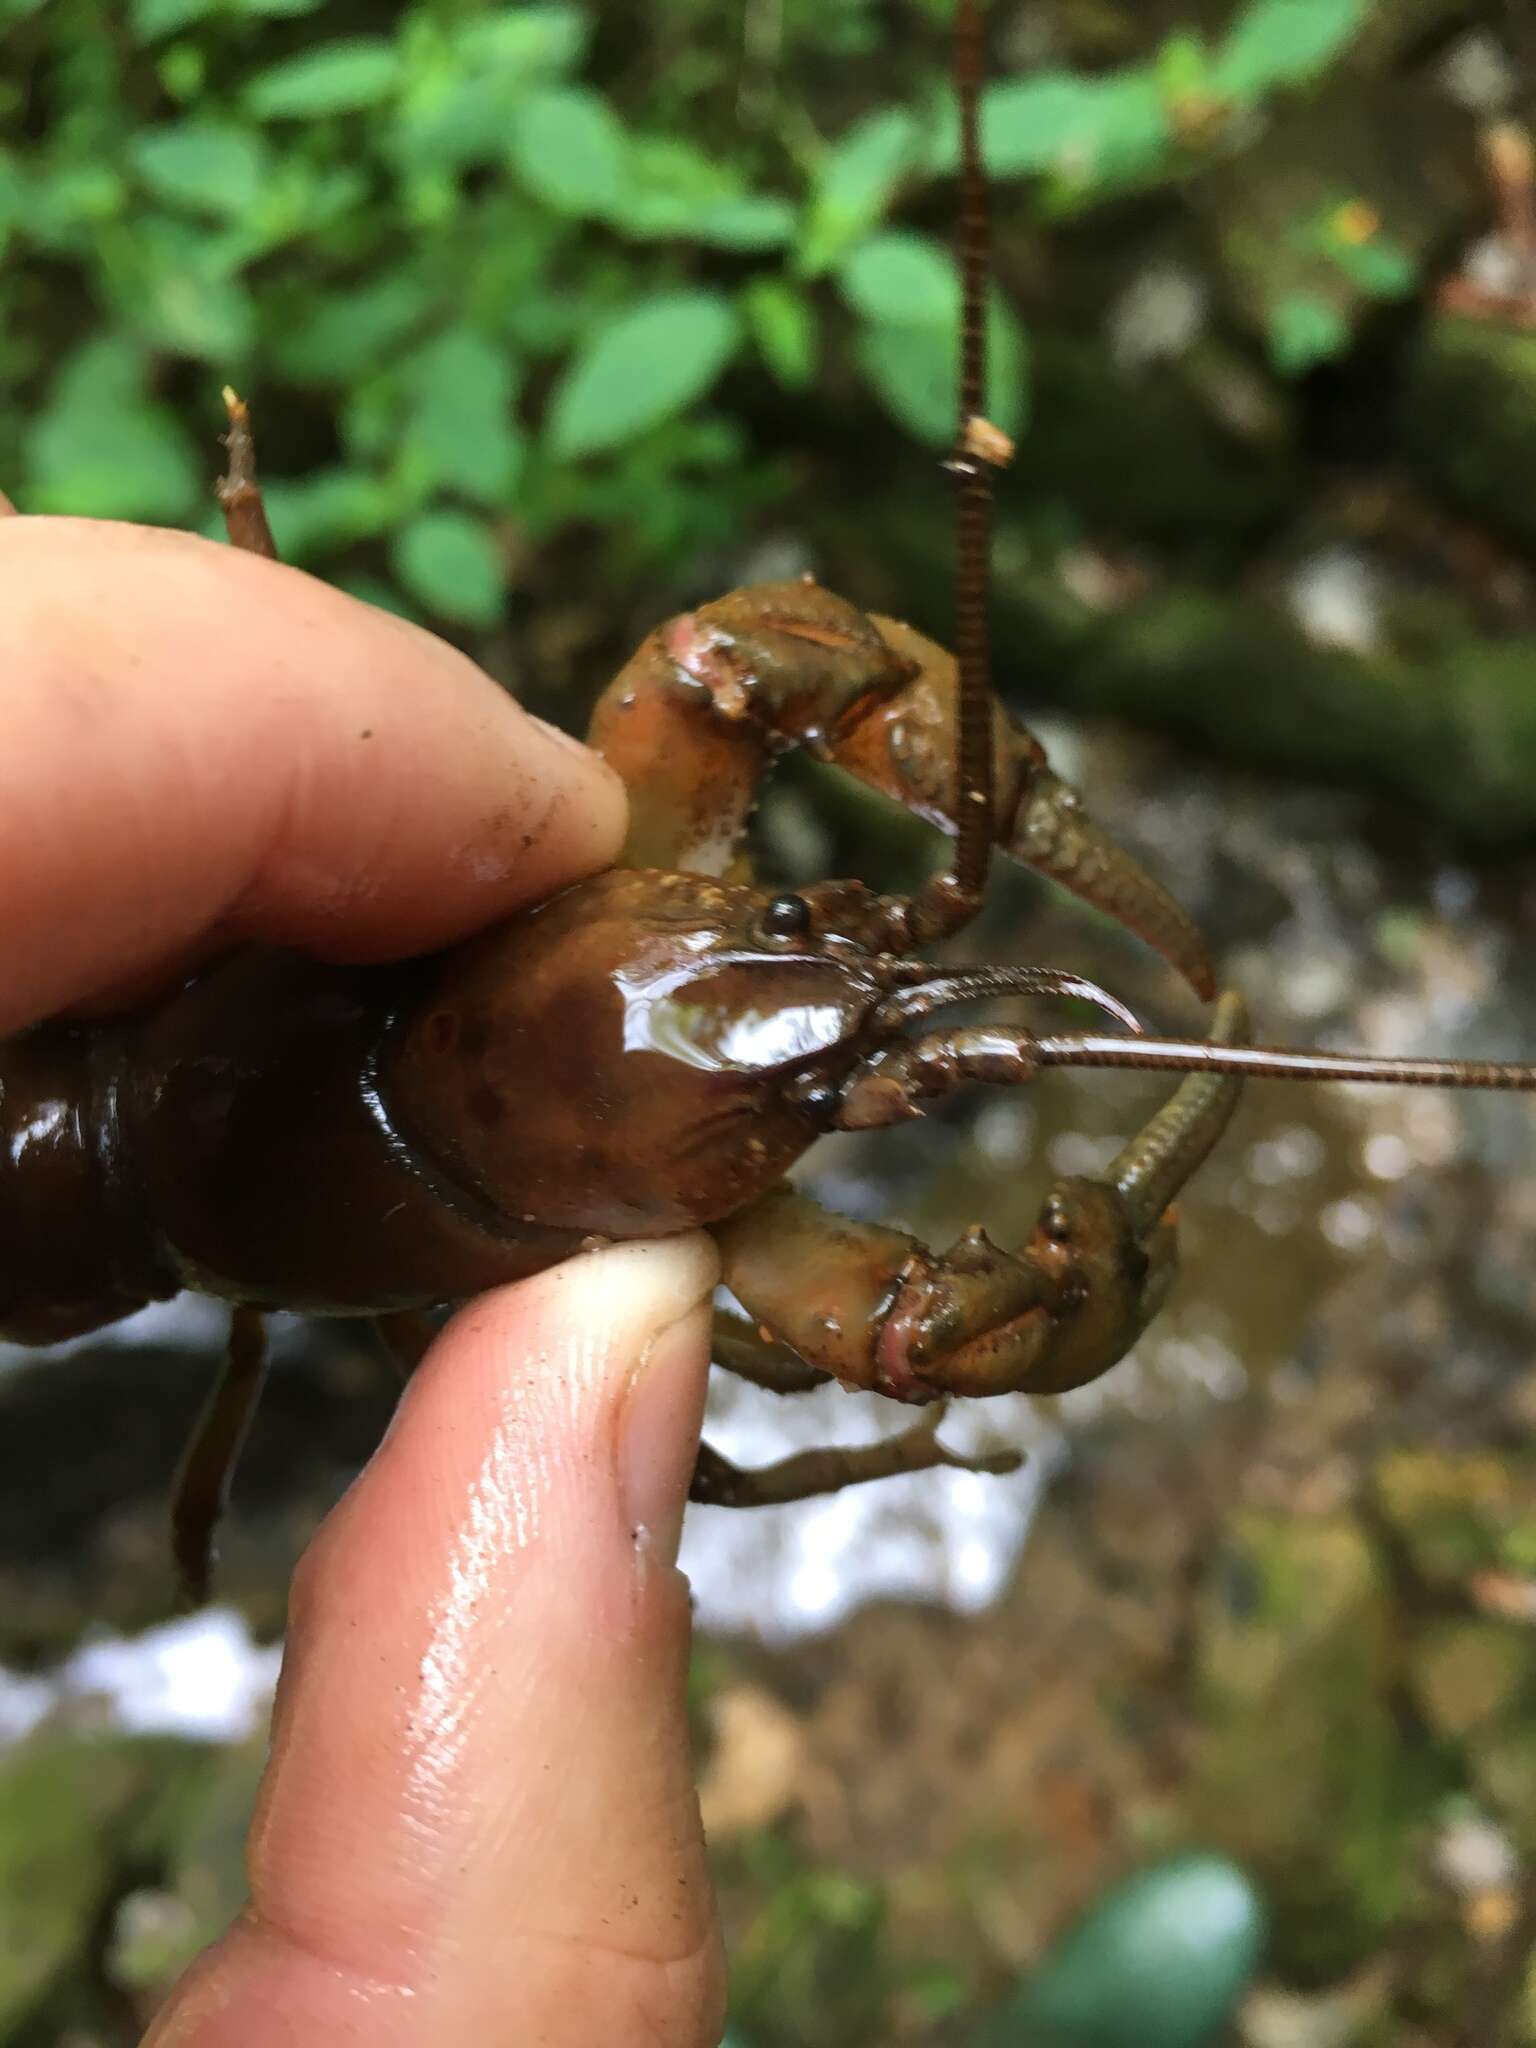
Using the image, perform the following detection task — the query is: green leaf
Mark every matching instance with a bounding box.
[157,45,205,101]
[951,70,1172,188]
[838,232,956,328]
[100,217,253,359]
[24,337,200,521]
[393,48,560,175]
[1156,28,1216,104]
[130,0,217,38]
[743,278,817,390]
[30,163,125,244]
[452,5,588,79]
[689,195,795,251]
[1325,230,1416,298]
[232,0,328,15]
[257,468,398,557]
[334,572,422,623]
[0,153,23,258]
[391,509,506,626]
[855,298,1027,446]
[506,87,626,218]
[1268,291,1349,374]
[1213,0,1367,99]
[128,124,267,219]
[799,108,920,276]
[244,40,401,121]
[269,274,433,383]
[545,291,739,459]
[401,329,524,503]
[606,135,757,242]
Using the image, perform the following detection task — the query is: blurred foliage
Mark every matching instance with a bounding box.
[720,1829,974,2046]
[0,0,1385,628]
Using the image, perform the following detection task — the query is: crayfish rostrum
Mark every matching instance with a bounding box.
[6,2,1536,1604]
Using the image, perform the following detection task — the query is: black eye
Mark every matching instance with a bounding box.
[761,893,812,941]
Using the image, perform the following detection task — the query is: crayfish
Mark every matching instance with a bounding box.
[6,2,1536,1607]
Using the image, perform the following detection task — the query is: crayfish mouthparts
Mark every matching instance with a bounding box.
[830,966,1148,1132]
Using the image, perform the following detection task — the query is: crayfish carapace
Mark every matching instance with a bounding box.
[6,1,1536,1602]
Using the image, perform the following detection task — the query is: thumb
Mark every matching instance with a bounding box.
[146,1235,726,2048]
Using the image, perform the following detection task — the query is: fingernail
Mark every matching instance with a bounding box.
[620,1296,714,1569]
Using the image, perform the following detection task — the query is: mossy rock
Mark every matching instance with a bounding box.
[1186,1509,1430,1981]
[108,1730,267,1997]
[1405,318,1536,555]
[1374,1449,1536,1588]
[1468,1724,1536,1853]
[1075,587,1536,841]
[1409,1620,1535,1742]
[1021,332,1297,560]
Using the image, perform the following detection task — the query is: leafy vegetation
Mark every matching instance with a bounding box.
[1,0,1382,630]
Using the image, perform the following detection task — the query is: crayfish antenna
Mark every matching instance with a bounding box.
[1029,1027,1536,1091]
[216,388,278,559]
[908,0,1008,945]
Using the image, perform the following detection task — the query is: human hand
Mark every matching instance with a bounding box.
[1,513,727,2045]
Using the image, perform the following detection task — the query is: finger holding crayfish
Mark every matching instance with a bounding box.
[0,511,625,1035]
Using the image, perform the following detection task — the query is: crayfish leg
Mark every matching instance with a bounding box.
[170,1303,270,1608]
[216,388,278,559]
[710,1307,830,1394]
[689,1404,1020,1510]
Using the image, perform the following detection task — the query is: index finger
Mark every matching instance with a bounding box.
[0,517,626,1034]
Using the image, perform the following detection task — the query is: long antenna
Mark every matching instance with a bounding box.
[1029,1032,1536,1090]
[950,0,996,900]
[909,0,1004,943]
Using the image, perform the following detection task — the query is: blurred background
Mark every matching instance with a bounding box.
[8,0,1536,2041]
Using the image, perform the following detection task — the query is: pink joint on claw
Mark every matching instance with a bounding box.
[874,1277,937,1404]
[663,614,750,717]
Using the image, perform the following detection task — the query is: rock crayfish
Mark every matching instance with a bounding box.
[5,2,1536,1603]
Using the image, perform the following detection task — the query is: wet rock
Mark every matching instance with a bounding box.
[1405,316,1536,553]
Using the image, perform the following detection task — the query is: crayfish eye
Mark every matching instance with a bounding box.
[760,893,813,942]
